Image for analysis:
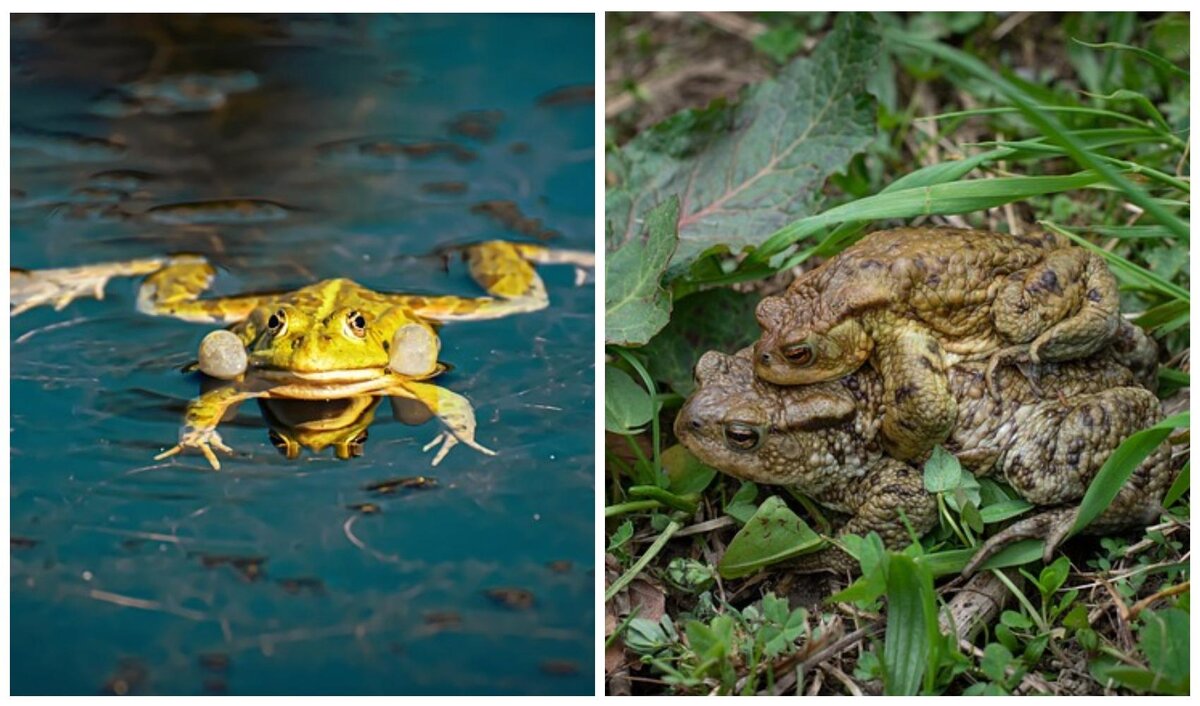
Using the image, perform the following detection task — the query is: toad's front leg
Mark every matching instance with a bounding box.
[155,384,266,470]
[869,317,957,461]
[385,381,496,465]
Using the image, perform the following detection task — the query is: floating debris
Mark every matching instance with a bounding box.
[484,587,535,611]
[197,653,231,673]
[12,127,126,161]
[202,678,228,694]
[48,202,131,223]
[70,186,130,203]
[347,502,382,514]
[509,141,531,155]
[421,181,468,195]
[11,536,39,549]
[276,577,325,595]
[145,199,292,225]
[194,553,267,581]
[363,476,438,495]
[536,84,594,107]
[470,200,559,241]
[317,137,476,167]
[422,610,462,629]
[546,559,573,574]
[92,70,261,117]
[88,169,159,190]
[99,658,148,696]
[540,660,580,676]
[447,109,503,142]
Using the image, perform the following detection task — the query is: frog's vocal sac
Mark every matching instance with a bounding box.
[11,240,595,469]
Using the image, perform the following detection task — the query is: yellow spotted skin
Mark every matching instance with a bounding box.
[10,240,594,469]
[676,346,1170,575]
[753,227,1123,462]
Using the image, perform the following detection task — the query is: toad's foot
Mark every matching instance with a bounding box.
[154,427,235,470]
[961,506,1076,577]
[983,344,1044,400]
[10,259,166,317]
[422,431,496,466]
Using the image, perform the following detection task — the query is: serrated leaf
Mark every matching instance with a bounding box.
[641,288,761,395]
[606,14,879,276]
[605,197,679,346]
[718,496,822,578]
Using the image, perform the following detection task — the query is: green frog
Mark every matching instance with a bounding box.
[11,240,593,469]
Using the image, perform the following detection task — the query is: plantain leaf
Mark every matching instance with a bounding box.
[604,197,679,346]
[606,13,879,276]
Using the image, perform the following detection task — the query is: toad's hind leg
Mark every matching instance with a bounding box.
[991,249,1120,366]
[136,254,269,324]
[397,240,594,323]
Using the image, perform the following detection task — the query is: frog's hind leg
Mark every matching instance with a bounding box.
[399,240,594,322]
[11,257,168,316]
[136,254,267,324]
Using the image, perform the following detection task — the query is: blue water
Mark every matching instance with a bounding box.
[10,14,595,695]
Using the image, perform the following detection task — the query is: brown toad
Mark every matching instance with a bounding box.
[754,227,1124,461]
[676,347,1170,574]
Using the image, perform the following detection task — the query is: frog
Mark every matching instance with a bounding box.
[675,346,1170,574]
[753,227,1124,461]
[11,240,594,469]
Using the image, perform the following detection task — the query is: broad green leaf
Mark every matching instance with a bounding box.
[641,288,760,396]
[1071,413,1188,535]
[604,197,679,346]
[660,444,717,496]
[882,554,936,695]
[979,499,1034,524]
[980,643,1014,683]
[923,446,962,492]
[724,481,759,524]
[718,495,822,578]
[607,13,879,276]
[604,365,653,434]
[1137,607,1190,694]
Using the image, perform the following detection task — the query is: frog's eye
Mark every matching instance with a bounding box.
[267,309,288,336]
[780,342,814,366]
[724,422,763,452]
[345,310,368,338]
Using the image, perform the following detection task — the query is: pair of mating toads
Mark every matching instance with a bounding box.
[675,227,1173,575]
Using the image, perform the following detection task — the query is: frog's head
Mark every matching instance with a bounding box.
[753,293,872,385]
[239,303,399,377]
[675,350,859,485]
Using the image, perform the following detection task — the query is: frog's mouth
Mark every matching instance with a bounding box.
[255,367,389,384]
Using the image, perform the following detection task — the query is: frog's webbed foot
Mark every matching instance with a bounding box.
[961,506,1076,577]
[391,381,496,465]
[11,259,167,317]
[422,431,497,467]
[983,344,1043,399]
[154,427,235,470]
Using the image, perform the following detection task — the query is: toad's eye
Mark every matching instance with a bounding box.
[267,309,288,336]
[781,342,814,366]
[724,423,763,452]
[345,310,367,338]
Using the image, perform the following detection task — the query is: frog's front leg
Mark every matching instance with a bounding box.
[11,258,167,316]
[384,381,496,465]
[868,316,957,461]
[399,240,594,322]
[155,384,265,470]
